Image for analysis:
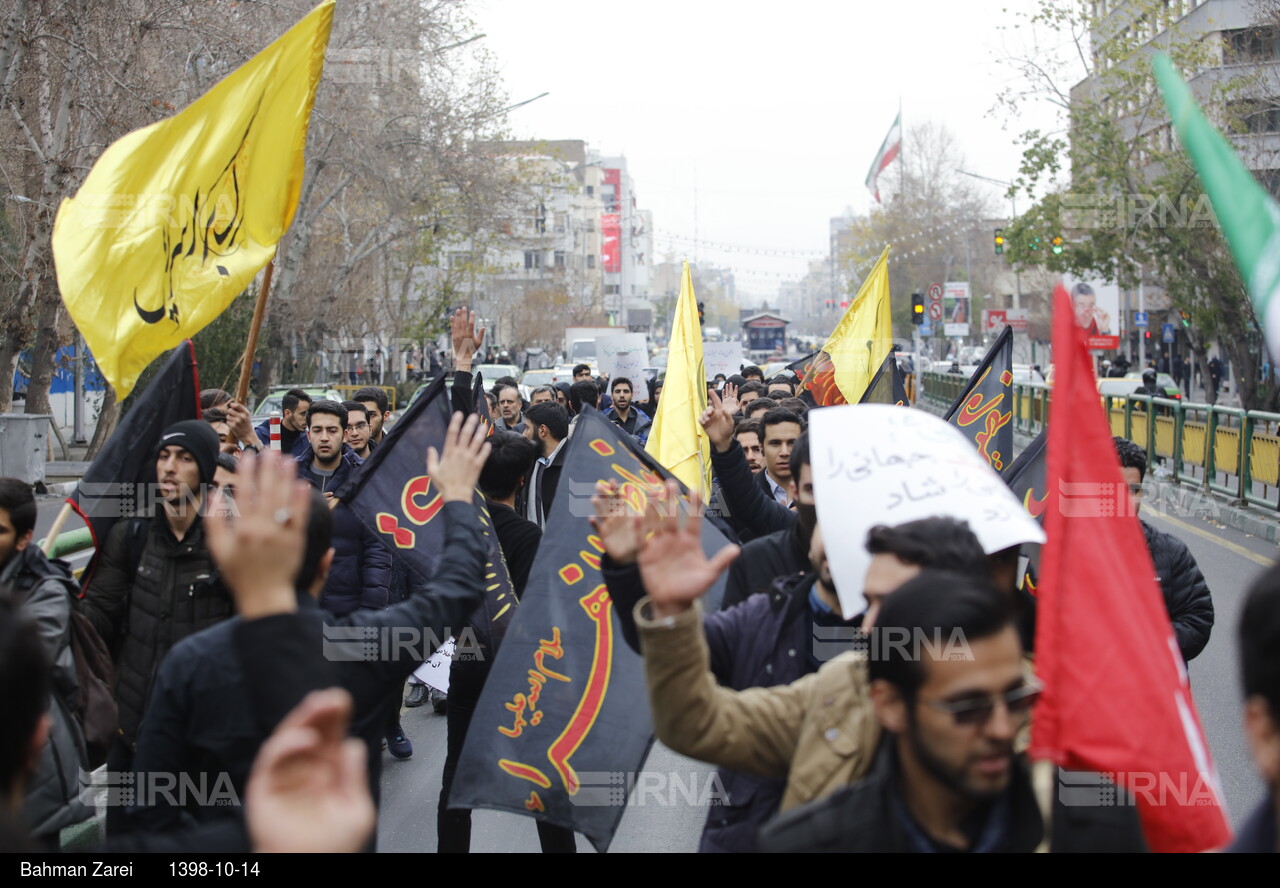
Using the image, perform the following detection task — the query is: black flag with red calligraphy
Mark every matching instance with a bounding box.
[449,408,733,851]
[337,373,517,647]
[942,325,1014,471]
[858,351,911,406]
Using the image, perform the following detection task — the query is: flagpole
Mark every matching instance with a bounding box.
[236,259,276,404]
[40,502,74,556]
[1032,758,1053,852]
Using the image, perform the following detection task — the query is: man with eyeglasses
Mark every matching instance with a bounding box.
[343,401,374,461]
[757,575,1145,852]
[1114,436,1214,663]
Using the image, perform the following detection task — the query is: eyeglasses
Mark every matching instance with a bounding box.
[919,681,1042,726]
[350,422,370,432]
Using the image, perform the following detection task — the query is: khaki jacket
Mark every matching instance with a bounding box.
[636,598,880,811]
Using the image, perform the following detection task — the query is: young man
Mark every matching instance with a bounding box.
[125,424,493,842]
[767,375,796,398]
[1114,436,1214,662]
[758,407,804,507]
[79,420,232,830]
[520,402,570,529]
[737,380,767,409]
[295,401,390,618]
[0,479,92,842]
[254,388,311,457]
[603,377,652,443]
[353,386,391,449]
[734,420,765,474]
[343,400,373,461]
[758,576,1145,852]
[572,363,593,383]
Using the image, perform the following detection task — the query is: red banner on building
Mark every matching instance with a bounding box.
[601,213,621,273]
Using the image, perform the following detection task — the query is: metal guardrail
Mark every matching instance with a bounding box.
[921,372,1280,512]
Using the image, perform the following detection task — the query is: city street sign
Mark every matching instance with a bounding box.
[927,282,943,303]
[1134,311,1149,327]
[927,301,943,321]
[1162,323,1175,343]
[920,322,933,336]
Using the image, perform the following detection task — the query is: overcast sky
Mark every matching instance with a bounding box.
[472,0,1069,301]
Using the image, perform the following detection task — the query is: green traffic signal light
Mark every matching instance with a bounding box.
[1180,310,1191,328]
[994,228,1005,255]
[1051,236,1064,255]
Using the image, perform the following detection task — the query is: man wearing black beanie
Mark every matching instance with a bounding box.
[80,419,234,835]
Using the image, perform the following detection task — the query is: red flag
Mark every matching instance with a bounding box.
[1031,285,1231,852]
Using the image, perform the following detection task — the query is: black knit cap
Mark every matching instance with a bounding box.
[156,420,220,485]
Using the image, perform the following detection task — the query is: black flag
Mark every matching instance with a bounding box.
[449,408,732,851]
[858,351,911,406]
[338,374,517,648]
[943,325,1014,471]
[70,340,201,572]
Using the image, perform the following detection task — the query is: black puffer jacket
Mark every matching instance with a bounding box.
[1141,519,1214,661]
[79,513,232,746]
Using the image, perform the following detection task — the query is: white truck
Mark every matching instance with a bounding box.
[564,326,624,374]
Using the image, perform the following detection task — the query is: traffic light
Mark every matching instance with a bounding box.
[1051,236,1064,255]
[911,292,924,325]
[697,301,705,326]
[1180,309,1191,328]
[994,229,1005,255]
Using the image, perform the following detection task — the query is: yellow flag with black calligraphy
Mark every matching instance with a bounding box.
[51,1,334,398]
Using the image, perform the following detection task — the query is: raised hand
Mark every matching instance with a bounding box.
[636,480,739,618]
[205,451,313,619]
[450,307,486,372]
[427,412,492,503]
[246,688,374,854]
[719,381,740,417]
[700,388,737,453]
[224,400,261,451]
[589,480,659,565]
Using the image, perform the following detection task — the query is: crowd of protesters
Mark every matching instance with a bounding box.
[0,308,1275,855]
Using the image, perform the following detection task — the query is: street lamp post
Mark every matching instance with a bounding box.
[957,170,1022,311]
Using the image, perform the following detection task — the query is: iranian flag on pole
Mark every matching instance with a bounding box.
[1153,54,1280,363]
[865,111,902,203]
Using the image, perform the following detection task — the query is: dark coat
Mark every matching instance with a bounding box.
[603,405,652,444]
[1141,519,1214,661]
[79,511,232,746]
[721,525,808,611]
[604,556,818,852]
[515,440,568,527]
[758,739,1149,853]
[295,447,393,616]
[128,501,489,833]
[1,547,93,836]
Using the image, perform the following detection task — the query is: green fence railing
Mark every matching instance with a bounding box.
[920,372,1280,512]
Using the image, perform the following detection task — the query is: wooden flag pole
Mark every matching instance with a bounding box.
[236,260,276,404]
[40,501,74,556]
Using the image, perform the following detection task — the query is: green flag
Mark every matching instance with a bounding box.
[1153,53,1280,360]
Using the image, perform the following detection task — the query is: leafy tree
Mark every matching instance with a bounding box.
[997,0,1279,408]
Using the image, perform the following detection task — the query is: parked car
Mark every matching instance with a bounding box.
[251,385,342,420]
[1123,371,1182,399]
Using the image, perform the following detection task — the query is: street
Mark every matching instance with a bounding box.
[34,492,1278,850]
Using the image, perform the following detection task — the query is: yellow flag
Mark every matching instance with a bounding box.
[52,1,335,398]
[798,246,893,405]
[646,262,712,497]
